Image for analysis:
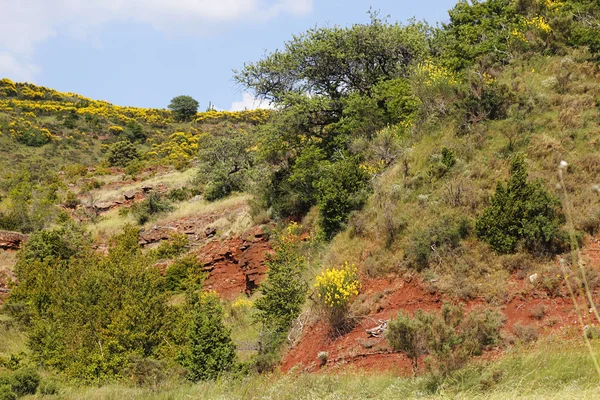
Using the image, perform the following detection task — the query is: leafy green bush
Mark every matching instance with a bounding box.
[153,233,188,260]
[10,368,40,396]
[106,141,140,167]
[476,157,565,254]
[316,156,370,240]
[168,95,199,122]
[12,226,171,381]
[180,292,236,381]
[165,255,204,292]
[167,187,192,202]
[386,312,428,372]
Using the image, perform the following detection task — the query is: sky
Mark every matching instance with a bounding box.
[0,0,458,111]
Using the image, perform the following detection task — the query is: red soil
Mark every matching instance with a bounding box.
[281,241,600,373]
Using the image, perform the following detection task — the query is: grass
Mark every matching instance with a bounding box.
[87,193,251,241]
[0,250,16,272]
[0,314,28,359]
[22,339,600,399]
[91,168,198,203]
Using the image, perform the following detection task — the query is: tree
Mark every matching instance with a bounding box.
[476,157,565,254]
[180,292,236,381]
[197,131,255,202]
[235,13,429,104]
[168,95,199,122]
[235,15,427,236]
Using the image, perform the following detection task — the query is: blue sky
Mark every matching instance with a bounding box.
[0,0,458,110]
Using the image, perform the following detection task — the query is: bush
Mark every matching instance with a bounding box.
[153,233,188,260]
[8,368,40,396]
[387,304,504,377]
[314,262,361,331]
[253,224,308,363]
[180,292,236,381]
[405,215,471,270]
[386,312,428,372]
[168,187,192,202]
[476,157,565,254]
[64,191,80,209]
[316,157,370,240]
[131,193,173,224]
[168,95,199,122]
[0,386,15,400]
[108,125,124,136]
[165,255,203,292]
[38,379,59,395]
[106,141,140,167]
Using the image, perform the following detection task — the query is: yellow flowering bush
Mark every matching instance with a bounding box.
[108,125,124,135]
[315,262,360,308]
[149,131,203,169]
[415,60,459,87]
[0,78,17,97]
[525,16,552,34]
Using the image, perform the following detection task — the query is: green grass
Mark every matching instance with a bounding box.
[0,316,28,359]
[22,340,600,399]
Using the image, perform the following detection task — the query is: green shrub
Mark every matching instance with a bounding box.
[0,385,16,400]
[168,187,192,202]
[204,173,238,202]
[64,191,80,209]
[106,141,140,167]
[386,311,428,372]
[16,129,52,147]
[180,292,236,381]
[153,233,188,260]
[10,368,40,396]
[316,156,370,240]
[165,256,203,292]
[131,193,173,224]
[253,224,308,368]
[124,159,144,177]
[476,157,565,254]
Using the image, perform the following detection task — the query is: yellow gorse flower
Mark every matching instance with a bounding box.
[314,262,361,309]
[416,60,459,87]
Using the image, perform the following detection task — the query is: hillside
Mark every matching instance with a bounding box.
[1,0,600,399]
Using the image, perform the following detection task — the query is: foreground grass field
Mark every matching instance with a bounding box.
[25,339,600,400]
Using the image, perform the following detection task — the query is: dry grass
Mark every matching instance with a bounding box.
[91,168,197,203]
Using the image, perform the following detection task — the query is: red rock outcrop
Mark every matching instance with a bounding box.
[198,226,272,299]
[0,230,29,250]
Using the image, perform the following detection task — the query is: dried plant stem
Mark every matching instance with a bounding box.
[558,165,600,377]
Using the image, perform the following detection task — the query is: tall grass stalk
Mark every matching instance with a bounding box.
[557,160,600,377]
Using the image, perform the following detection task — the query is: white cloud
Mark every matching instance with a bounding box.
[230,92,274,111]
[0,0,313,82]
[0,52,40,82]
